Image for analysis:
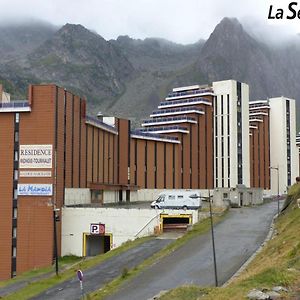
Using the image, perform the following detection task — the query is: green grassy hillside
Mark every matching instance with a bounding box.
[160,184,300,300]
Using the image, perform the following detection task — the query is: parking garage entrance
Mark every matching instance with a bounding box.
[161,214,192,232]
[83,233,112,256]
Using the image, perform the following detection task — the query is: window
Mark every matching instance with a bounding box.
[13,228,17,238]
[14,131,19,142]
[178,195,183,199]
[15,113,20,123]
[223,193,228,199]
[14,151,18,161]
[14,170,18,180]
[189,194,200,199]
[12,247,17,257]
[168,195,175,201]
[13,208,17,218]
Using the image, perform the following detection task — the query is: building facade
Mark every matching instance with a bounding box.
[212,80,250,188]
[269,97,298,194]
[0,80,298,280]
[249,100,270,189]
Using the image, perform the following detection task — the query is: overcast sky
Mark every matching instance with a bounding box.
[0,0,299,44]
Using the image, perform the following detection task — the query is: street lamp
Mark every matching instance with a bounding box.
[53,207,60,276]
[270,166,280,216]
[208,190,218,287]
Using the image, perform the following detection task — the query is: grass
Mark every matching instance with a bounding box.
[88,210,227,300]
[0,255,81,289]
[2,236,152,300]
[159,184,300,300]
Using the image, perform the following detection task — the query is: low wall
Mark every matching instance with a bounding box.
[61,207,199,257]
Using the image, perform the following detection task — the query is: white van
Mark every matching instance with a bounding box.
[151,190,201,210]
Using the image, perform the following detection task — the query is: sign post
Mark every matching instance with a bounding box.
[77,270,84,299]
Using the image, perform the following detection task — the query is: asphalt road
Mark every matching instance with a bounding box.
[106,201,279,300]
[31,238,173,300]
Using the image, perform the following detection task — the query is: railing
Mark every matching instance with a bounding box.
[167,88,213,98]
[142,116,196,124]
[139,125,188,132]
[151,106,203,115]
[0,101,30,108]
[86,115,118,133]
[131,130,178,141]
[160,97,211,107]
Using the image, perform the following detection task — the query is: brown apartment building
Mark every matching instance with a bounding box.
[0,84,132,279]
[249,100,270,189]
[1,80,296,280]
[0,83,215,279]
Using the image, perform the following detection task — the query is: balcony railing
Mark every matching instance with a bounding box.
[167,88,214,98]
[151,106,204,116]
[131,130,179,142]
[159,97,211,108]
[142,116,197,125]
[138,125,188,132]
[0,101,31,112]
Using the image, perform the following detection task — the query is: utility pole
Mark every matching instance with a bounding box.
[53,206,59,276]
[270,166,280,216]
[208,190,218,287]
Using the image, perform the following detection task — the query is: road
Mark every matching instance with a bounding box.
[106,201,279,300]
[31,239,173,300]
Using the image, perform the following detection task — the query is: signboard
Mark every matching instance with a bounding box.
[77,270,83,282]
[17,184,53,196]
[19,145,53,169]
[90,223,105,235]
[19,171,52,178]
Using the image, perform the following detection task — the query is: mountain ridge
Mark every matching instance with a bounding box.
[0,18,299,128]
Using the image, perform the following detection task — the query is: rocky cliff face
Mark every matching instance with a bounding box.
[0,18,299,128]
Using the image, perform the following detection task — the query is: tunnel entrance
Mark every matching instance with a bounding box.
[84,234,111,256]
[161,215,191,232]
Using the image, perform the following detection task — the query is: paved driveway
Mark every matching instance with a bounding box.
[106,201,279,300]
[31,239,173,300]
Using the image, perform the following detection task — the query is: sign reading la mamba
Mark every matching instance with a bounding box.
[19,145,53,169]
[17,184,53,196]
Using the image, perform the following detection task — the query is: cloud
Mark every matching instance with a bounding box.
[0,0,299,44]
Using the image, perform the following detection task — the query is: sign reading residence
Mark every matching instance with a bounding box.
[19,171,52,178]
[17,184,53,196]
[19,145,53,169]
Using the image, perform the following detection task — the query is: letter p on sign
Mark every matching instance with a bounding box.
[90,223,105,235]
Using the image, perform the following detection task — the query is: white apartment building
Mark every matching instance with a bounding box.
[213,80,250,188]
[269,97,299,194]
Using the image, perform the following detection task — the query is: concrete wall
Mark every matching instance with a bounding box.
[213,188,263,207]
[65,188,91,205]
[61,207,199,257]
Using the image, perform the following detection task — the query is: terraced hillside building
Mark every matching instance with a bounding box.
[249,100,270,190]
[137,84,215,190]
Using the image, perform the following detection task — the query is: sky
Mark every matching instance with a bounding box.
[0,0,299,44]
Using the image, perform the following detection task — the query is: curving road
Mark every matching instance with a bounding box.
[106,201,279,300]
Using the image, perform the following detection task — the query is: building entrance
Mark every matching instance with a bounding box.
[83,234,111,256]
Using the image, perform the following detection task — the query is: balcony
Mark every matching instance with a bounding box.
[138,125,189,134]
[158,97,212,109]
[131,130,180,143]
[150,106,204,118]
[142,116,197,127]
[0,101,31,112]
[166,88,214,101]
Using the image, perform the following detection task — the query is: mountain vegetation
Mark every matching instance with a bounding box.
[0,17,299,129]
